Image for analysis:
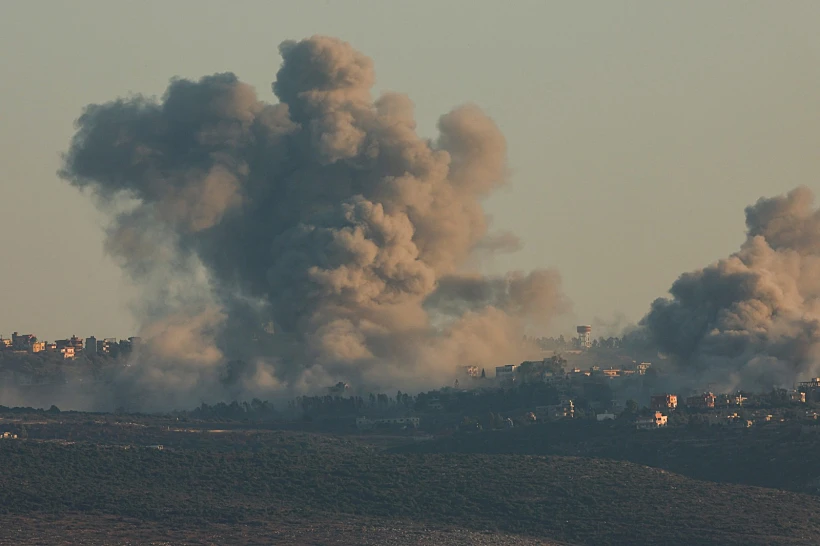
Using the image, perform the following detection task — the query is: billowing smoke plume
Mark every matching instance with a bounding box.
[60,36,568,409]
[642,186,820,391]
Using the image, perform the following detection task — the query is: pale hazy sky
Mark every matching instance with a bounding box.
[2,1,820,341]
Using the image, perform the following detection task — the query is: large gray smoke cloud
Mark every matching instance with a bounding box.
[60,36,568,409]
[642,186,820,391]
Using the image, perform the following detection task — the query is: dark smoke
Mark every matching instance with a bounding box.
[642,186,820,391]
[60,36,568,409]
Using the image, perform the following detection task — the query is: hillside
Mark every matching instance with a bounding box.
[396,420,820,495]
[2,436,820,545]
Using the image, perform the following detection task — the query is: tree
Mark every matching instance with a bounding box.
[18,425,28,439]
[545,355,566,374]
[624,399,639,415]
[480,368,486,379]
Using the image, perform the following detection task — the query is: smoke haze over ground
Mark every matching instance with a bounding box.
[641,186,820,392]
[58,36,568,410]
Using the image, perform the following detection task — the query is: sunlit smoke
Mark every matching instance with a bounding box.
[59,36,568,409]
[641,186,820,391]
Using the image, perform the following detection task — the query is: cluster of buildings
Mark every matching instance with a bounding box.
[466,383,820,432]
[634,406,820,430]
[487,326,655,387]
[798,378,820,401]
[0,332,141,360]
[648,387,809,413]
[633,385,818,430]
[521,389,819,431]
[348,374,820,437]
[566,361,652,379]
[0,332,85,360]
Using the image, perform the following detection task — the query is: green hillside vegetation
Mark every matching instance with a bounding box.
[2,437,820,545]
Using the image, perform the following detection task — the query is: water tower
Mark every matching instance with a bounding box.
[576,325,592,348]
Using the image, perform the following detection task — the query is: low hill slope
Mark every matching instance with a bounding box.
[396,421,820,495]
[1,440,820,545]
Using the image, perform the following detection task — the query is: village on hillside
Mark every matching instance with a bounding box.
[2,324,819,438]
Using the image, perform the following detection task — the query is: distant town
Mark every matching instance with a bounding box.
[0,331,140,360]
[2,324,820,437]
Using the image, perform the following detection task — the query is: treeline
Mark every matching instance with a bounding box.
[531,332,653,352]
[531,335,624,351]
[184,399,277,421]
[176,382,591,423]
